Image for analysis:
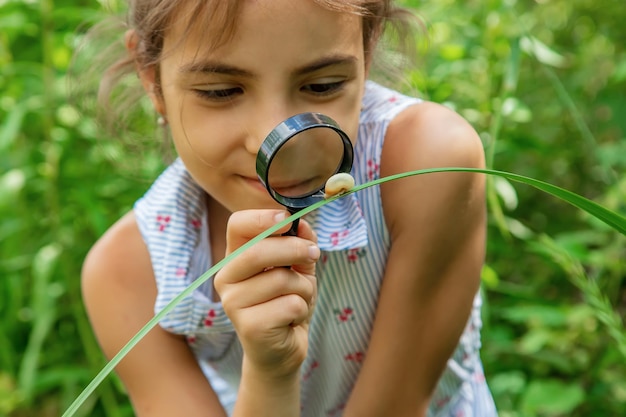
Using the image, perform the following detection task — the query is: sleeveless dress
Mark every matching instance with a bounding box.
[134,81,498,417]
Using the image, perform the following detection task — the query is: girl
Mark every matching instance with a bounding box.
[81,1,497,416]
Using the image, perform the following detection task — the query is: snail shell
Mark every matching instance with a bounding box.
[323,173,355,199]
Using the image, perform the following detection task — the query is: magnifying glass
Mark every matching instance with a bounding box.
[256,112,354,236]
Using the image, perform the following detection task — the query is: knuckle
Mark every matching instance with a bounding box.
[304,279,316,304]
[226,210,245,230]
[213,272,224,291]
[282,293,308,317]
[293,238,315,261]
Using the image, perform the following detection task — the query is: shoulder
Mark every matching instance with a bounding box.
[82,211,152,289]
[380,101,486,239]
[384,101,484,171]
[81,210,156,367]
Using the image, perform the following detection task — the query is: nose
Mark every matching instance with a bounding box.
[243,99,295,155]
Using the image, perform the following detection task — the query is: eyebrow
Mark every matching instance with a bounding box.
[293,54,358,76]
[179,62,255,78]
[179,54,358,78]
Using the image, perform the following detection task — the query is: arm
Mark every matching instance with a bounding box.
[213,210,320,417]
[344,102,487,417]
[81,212,227,417]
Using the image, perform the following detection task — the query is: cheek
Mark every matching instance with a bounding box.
[166,95,240,167]
[339,82,365,142]
[335,97,362,147]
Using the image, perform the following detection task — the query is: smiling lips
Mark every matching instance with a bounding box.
[241,175,267,192]
[241,175,322,197]
[271,178,323,197]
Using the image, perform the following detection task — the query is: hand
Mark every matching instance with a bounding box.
[214,210,320,378]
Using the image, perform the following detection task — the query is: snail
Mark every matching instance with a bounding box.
[323,173,355,199]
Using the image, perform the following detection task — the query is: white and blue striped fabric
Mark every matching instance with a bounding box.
[134,81,497,416]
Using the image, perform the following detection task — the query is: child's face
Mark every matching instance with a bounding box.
[152,0,367,212]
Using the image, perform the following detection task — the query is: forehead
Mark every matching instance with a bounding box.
[162,1,364,64]
[162,1,241,54]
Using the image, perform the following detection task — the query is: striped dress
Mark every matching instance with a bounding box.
[134,81,498,417]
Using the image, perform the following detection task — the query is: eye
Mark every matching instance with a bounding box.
[193,87,243,101]
[301,80,346,96]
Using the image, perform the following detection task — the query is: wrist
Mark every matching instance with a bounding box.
[241,355,300,391]
[233,356,301,417]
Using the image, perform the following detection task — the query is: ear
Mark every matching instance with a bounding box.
[125,29,167,116]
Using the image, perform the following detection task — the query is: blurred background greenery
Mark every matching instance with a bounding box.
[1,0,624,416]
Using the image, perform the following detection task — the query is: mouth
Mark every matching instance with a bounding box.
[240,175,267,192]
[241,175,324,198]
[270,177,323,197]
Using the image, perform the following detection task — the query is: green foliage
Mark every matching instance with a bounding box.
[1,1,161,416]
[396,0,626,415]
[1,0,624,416]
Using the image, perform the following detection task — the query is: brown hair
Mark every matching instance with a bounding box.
[74,0,419,138]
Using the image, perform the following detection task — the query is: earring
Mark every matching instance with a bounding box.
[156,115,170,152]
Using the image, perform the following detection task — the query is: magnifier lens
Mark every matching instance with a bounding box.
[267,127,344,198]
[256,112,354,220]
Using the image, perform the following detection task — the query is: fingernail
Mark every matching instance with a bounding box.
[309,245,320,260]
[274,211,287,223]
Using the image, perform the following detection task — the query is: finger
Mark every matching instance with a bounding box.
[295,218,317,243]
[218,235,320,284]
[219,267,316,313]
[226,209,293,253]
[236,293,312,336]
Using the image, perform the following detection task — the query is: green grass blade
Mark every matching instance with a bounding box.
[60,209,315,417]
[531,234,626,359]
[347,168,625,235]
[62,167,625,416]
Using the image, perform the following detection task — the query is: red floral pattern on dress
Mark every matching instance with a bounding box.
[334,307,354,323]
[474,371,486,383]
[204,309,216,327]
[330,230,349,246]
[346,248,366,263]
[156,214,171,232]
[175,267,187,278]
[302,360,319,381]
[367,159,380,180]
[344,351,365,363]
[186,335,196,345]
[190,218,202,229]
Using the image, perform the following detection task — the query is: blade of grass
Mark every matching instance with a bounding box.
[485,38,522,240]
[17,243,62,404]
[513,16,615,184]
[531,234,626,359]
[62,167,626,416]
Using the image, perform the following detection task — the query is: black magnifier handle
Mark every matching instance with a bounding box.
[283,216,300,237]
[280,212,299,269]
